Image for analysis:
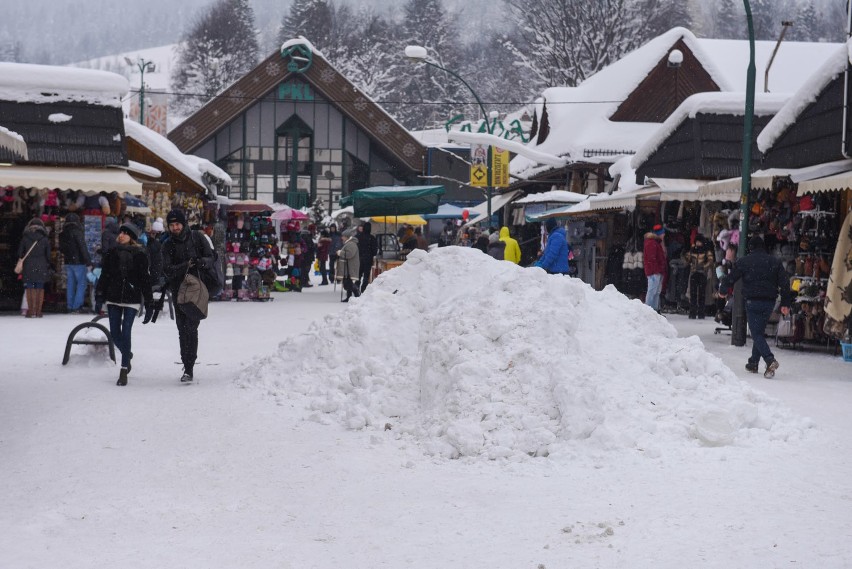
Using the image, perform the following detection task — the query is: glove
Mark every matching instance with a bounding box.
[142,304,155,324]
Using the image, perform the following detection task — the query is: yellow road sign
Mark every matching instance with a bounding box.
[491,147,510,188]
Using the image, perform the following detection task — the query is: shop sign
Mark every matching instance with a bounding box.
[491,146,510,187]
[278,81,315,101]
[470,143,489,187]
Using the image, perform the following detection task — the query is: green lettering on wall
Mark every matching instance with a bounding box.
[278,82,314,101]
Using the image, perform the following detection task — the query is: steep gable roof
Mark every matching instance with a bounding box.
[168,41,426,173]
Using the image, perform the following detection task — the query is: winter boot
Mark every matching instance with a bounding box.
[180,366,194,383]
[25,289,36,318]
[745,362,759,373]
[764,359,779,379]
[117,367,128,386]
[34,289,44,317]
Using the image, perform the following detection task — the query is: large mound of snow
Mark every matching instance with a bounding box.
[239,247,809,460]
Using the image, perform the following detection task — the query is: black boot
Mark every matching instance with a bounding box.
[117,367,128,386]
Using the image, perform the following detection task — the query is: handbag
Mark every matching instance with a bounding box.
[14,241,38,274]
[776,315,794,338]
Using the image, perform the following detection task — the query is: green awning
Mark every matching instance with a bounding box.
[339,185,444,217]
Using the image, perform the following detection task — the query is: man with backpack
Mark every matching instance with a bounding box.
[162,209,214,383]
[59,212,92,313]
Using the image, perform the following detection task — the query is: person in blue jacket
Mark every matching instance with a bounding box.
[534,218,571,274]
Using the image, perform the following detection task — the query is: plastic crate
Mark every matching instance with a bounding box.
[841,343,852,362]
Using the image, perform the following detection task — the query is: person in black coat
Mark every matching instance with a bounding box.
[96,223,153,386]
[18,218,51,318]
[59,212,92,313]
[161,209,214,383]
[720,235,793,378]
[357,222,378,293]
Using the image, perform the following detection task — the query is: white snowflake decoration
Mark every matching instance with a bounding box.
[183,125,197,140]
[320,69,336,84]
[353,97,368,112]
[266,62,282,77]
[377,121,391,136]
[231,89,244,104]
[403,143,417,157]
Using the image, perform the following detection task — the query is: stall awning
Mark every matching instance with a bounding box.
[647,178,702,202]
[463,189,522,226]
[0,165,144,196]
[339,185,444,217]
[697,178,742,202]
[797,171,852,195]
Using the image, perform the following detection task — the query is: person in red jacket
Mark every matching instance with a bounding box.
[643,224,667,312]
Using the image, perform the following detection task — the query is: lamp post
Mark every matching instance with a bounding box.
[731,0,756,347]
[404,45,494,223]
[124,57,155,125]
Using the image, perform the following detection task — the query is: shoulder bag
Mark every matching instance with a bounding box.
[14,241,38,275]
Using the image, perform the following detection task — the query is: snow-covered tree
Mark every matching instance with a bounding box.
[793,1,819,41]
[170,0,260,117]
[278,0,334,49]
[637,0,694,38]
[712,0,744,39]
[309,197,327,226]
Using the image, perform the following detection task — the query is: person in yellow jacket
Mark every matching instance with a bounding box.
[499,226,521,264]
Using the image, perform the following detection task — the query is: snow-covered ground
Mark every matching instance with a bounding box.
[2,247,852,568]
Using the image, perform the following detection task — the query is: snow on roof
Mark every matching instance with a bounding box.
[756,40,851,154]
[511,27,844,180]
[0,62,128,107]
[632,92,790,170]
[124,119,231,189]
[515,190,587,205]
[410,128,468,148]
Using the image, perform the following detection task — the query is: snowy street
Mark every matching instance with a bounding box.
[2,251,852,569]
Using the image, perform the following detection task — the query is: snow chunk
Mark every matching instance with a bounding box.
[238,247,808,460]
[48,113,72,123]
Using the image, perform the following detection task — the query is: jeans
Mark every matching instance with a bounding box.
[66,264,88,310]
[746,299,776,366]
[645,273,663,311]
[176,306,200,375]
[107,304,138,368]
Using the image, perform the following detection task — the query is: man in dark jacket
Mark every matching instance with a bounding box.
[59,212,92,313]
[720,235,793,379]
[162,209,214,383]
[357,222,378,293]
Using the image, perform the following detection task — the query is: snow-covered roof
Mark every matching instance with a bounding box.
[124,120,231,190]
[515,190,587,205]
[0,62,128,107]
[756,40,851,153]
[410,128,468,149]
[0,125,27,159]
[632,92,790,169]
[511,27,843,180]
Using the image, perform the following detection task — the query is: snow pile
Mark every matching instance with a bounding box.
[239,247,809,459]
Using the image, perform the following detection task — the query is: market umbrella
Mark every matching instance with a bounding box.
[226,199,273,213]
[123,192,151,214]
[370,214,426,226]
[422,203,467,219]
[270,206,310,221]
[339,185,444,217]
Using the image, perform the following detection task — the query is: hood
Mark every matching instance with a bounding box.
[26,224,47,237]
[362,222,372,236]
[499,227,511,239]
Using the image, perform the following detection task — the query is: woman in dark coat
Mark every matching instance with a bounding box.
[18,218,51,318]
[96,223,153,386]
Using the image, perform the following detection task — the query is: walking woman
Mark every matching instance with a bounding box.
[18,218,51,318]
[96,223,153,386]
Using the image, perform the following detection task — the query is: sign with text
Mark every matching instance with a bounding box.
[491,146,510,187]
[470,143,489,187]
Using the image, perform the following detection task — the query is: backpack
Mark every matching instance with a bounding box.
[190,231,224,297]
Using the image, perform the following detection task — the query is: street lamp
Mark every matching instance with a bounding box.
[124,57,156,125]
[731,0,756,347]
[404,45,494,223]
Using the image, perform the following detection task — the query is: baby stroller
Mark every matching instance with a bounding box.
[714,294,733,334]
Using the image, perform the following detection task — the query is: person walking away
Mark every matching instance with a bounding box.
[473,229,489,253]
[316,229,332,285]
[18,218,51,318]
[534,218,570,274]
[59,212,92,313]
[414,227,429,250]
[487,232,506,260]
[720,235,793,379]
[96,223,153,386]
[683,234,714,319]
[328,224,343,283]
[299,229,315,288]
[338,228,360,302]
[357,222,378,293]
[162,209,214,383]
[643,224,667,312]
[146,218,165,291]
[499,226,521,264]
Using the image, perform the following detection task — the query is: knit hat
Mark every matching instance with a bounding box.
[748,235,765,252]
[166,209,187,226]
[27,217,45,228]
[544,218,557,233]
[653,224,665,236]
[151,217,165,232]
[119,222,140,241]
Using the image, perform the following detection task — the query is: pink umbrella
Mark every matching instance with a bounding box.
[271,207,309,221]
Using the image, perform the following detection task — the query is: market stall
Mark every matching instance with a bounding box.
[223,199,275,300]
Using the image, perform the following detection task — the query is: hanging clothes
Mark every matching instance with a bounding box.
[823,211,852,338]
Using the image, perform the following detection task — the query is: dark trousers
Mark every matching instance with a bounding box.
[688,272,707,318]
[175,307,200,374]
[359,260,372,293]
[342,277,360,299]
[318,258,329,284]
[328,254,339,282]
[746,299,776,366]
[107,304,138,368]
